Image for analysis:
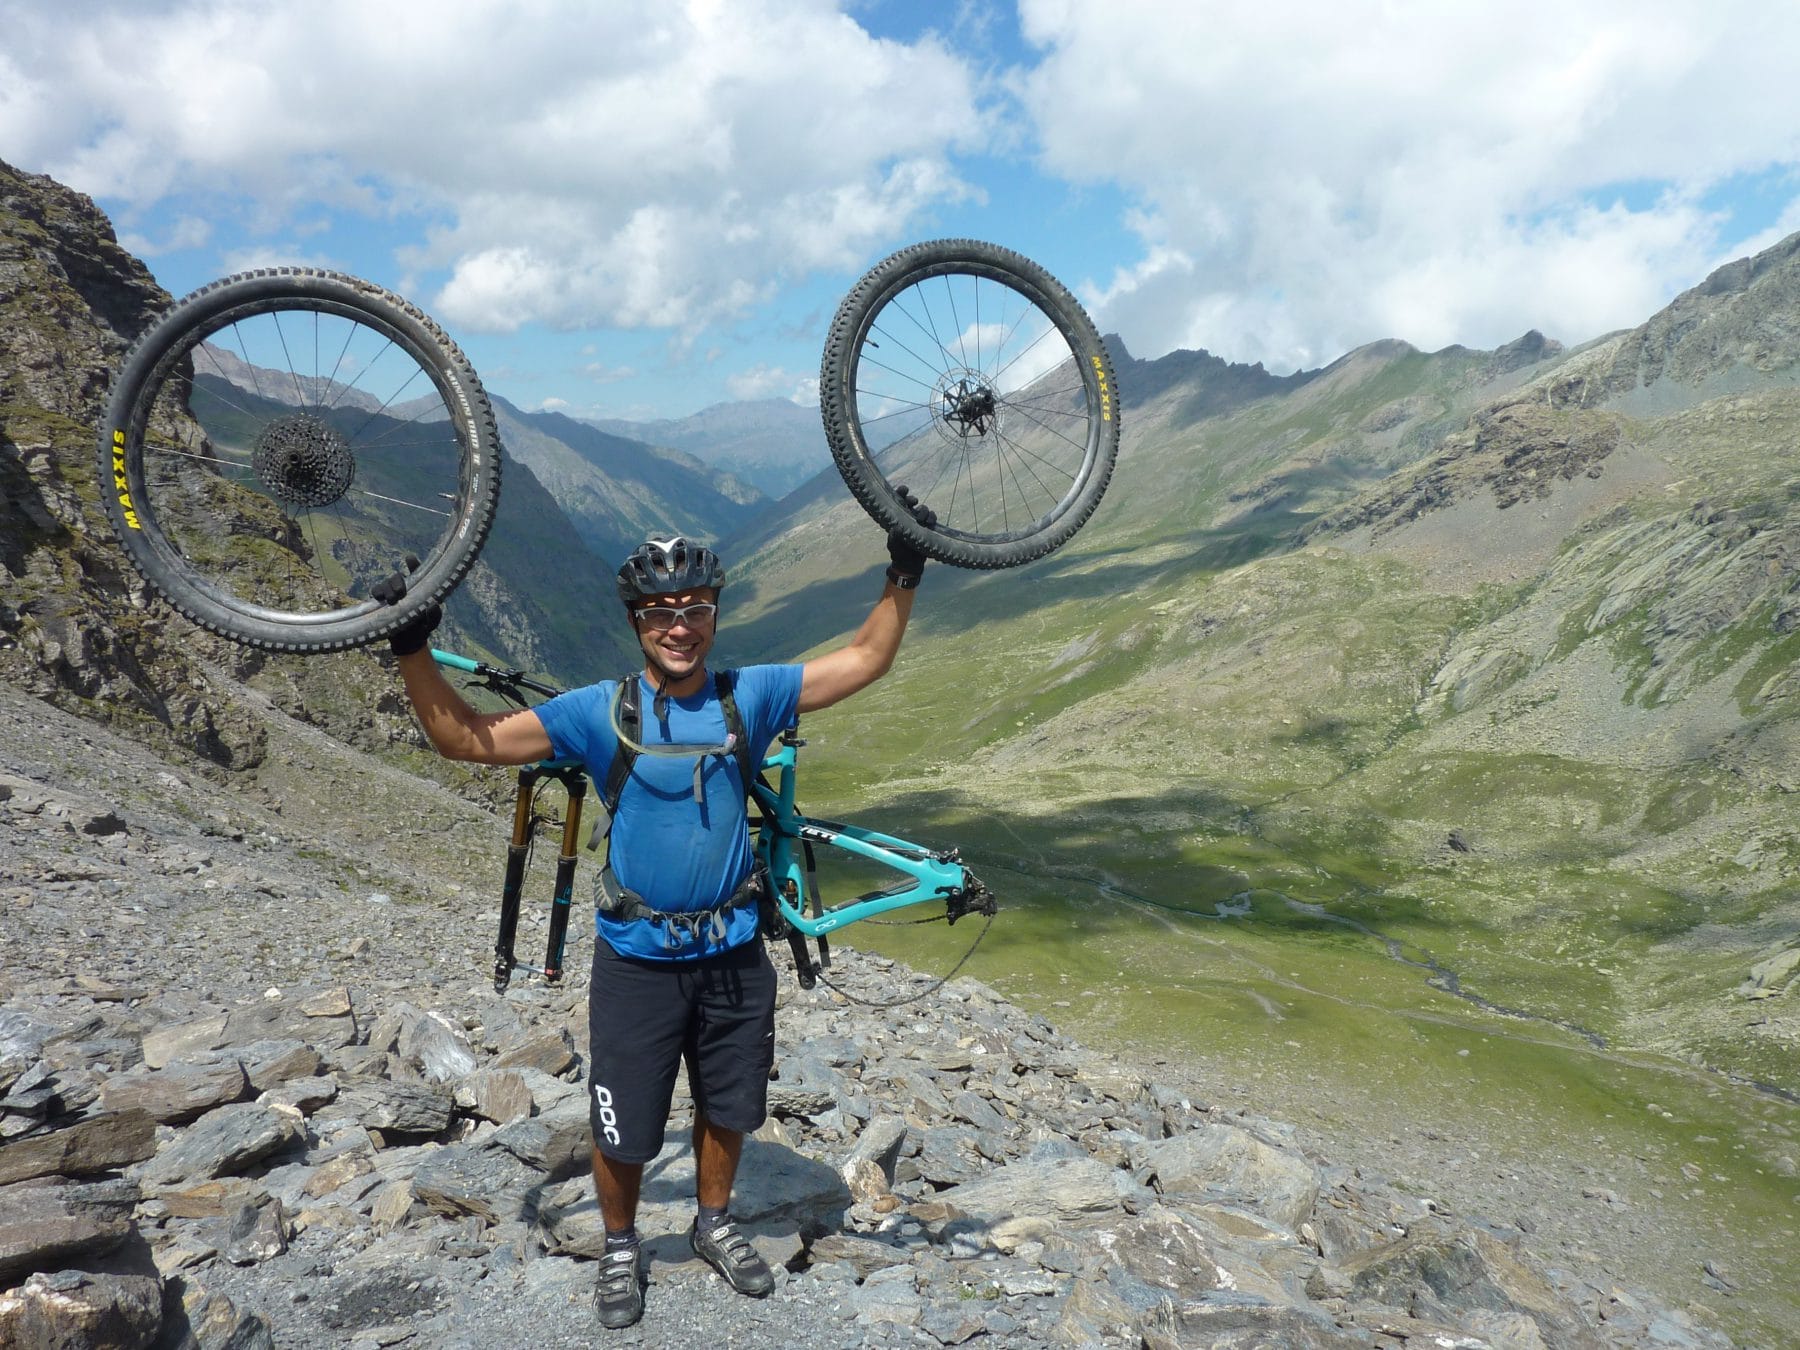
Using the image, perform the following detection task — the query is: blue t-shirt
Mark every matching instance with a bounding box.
[534,665,802,961]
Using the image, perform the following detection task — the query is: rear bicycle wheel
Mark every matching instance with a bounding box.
[96,268,501,652]
[820,239,1119,569]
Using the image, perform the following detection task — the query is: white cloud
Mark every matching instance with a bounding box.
[3,0,987,335]
[13,0,1800,388]
[116,212,213,258]
[726,363,819,405]
[1019,0,1800,367]
[581,361,639,384]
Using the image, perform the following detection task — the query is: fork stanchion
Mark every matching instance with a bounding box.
[803,839,830,971]
[543,773,586,984]
[493,766,542,993]
[777,877,817,988]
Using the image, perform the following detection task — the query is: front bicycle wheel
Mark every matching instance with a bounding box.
[97,268,501,652]
[820,239,1119,569]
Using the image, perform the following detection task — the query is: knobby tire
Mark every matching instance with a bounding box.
[820,239,1120,569]
[96,268,501,652]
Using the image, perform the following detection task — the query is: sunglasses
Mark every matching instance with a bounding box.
[634,601,718,630]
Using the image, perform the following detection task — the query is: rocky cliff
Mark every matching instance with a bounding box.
[0,159,447,779]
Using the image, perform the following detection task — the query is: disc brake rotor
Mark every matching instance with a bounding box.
[933,370,1002,446]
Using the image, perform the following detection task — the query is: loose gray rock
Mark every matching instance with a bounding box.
[330,1079,455,1136]
[140,1103,303,1186]
[397,1007,478,1084]
[0,1109,157,1185]
[99,1060,249,1124]
[221,1198,289,1266]
[929,1155,1154,1249]
[0,1268,162,1349]
[0,1176,138,1283]
[412,1141,553,1225]
[488,1029,574,1077]
[455,1068,533,1125]
[142,1015,231,1071]
[163,1274,277,1349]
[1144,1120,1323,1231]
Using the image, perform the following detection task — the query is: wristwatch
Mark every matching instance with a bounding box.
[884,567,921,590]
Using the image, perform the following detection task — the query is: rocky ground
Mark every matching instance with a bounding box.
[0,679,1751,1350]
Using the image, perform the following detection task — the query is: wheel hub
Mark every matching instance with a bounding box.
[934,371,1000,441]
[252,413,355,509]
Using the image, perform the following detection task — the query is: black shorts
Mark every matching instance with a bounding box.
[587,935,776,1164]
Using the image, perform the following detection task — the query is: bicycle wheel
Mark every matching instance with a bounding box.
[820,239,1119,569]
[97,268,501,652]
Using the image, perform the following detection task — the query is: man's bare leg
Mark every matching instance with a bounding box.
[689,1111,773,1295]
[692,1110,743,1210]
[592,1147,647,1328]
[592,1146,643,1230]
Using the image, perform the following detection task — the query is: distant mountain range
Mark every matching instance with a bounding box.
[716,225,1800,1116]
[584,397,831,500]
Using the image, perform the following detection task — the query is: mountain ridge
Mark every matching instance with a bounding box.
[583,395,829,500]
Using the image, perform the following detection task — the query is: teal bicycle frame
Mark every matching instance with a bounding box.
[751,726,993,988]
[431,649,994,991]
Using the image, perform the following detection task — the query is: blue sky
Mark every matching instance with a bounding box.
[6,0,1800,422]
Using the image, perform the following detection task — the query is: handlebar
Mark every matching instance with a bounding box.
[431,648,563,703]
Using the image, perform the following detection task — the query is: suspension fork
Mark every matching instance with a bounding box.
[494,766,541,993]
[493,763,587,993]
[779,877,817,990]
[543,775,587,985]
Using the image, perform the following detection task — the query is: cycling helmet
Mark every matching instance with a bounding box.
[615,535,726,606]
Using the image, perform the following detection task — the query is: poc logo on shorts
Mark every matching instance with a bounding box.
[593,1084,622,1146]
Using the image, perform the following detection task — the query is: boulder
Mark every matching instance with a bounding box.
[331,1079,455,1135]
[0,1176,138,1283]
[0,1109,156,1184]
[929,1155,1153,1250]
[0,1269,162,1350]
[140,1103,302,1186]
[1143,1122,1321,1231]
[98,1059,249,1123]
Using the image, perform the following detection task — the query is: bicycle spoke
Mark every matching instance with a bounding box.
[128,307,464,617]
[142,436,250,467]
[825,242,1117,557]
[328,497,366,595]
[887,291,966,376]
[853,395,933,426]
[940,274,970,373]
[855,341,944,397]
[994,424,1067,508]
[271,311,310,410]
[988,321,1064,392]
[1000,397,1097,458]
[351,487,453,517]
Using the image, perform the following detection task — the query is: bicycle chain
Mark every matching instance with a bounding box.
[805,908,994,1010]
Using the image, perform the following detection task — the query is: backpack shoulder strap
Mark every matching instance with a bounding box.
[599,673,641,818]
[712,668,759,802]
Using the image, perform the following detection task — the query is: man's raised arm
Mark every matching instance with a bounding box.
[797,489,934,714]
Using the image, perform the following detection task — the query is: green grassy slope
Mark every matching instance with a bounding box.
[714,247,1800,1337]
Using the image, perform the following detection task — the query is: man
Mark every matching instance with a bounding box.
[385,498,932,1329]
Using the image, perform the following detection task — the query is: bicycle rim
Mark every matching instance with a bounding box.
[823,241,1118,569]
[101,270,499,651]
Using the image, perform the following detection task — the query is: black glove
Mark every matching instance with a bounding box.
[885,484,936,580]
[373,570,441,658]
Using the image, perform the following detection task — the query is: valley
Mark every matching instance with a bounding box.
[4,154,1797,1345]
